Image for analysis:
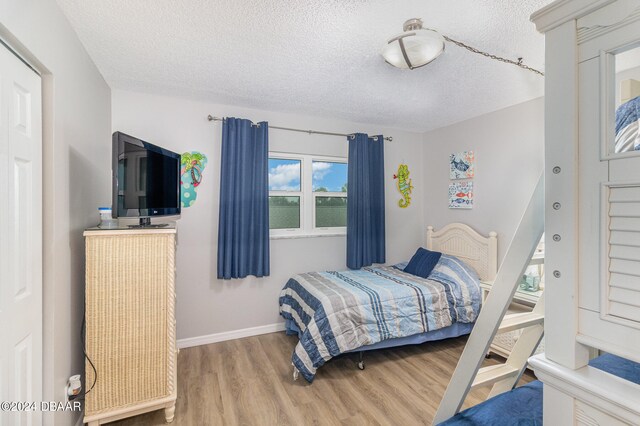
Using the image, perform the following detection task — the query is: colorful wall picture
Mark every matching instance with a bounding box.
[449,151,475,180]
[181,151,208,208]
[449,181,473,209]
[393,164,413,208]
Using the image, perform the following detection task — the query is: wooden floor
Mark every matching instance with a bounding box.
[109,333,534,426]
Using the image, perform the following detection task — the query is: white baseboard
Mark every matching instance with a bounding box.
[177,322,286,349]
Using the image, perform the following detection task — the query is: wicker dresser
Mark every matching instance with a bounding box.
[83,227,177,425]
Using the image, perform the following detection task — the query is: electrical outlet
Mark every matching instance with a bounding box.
[66,374,82,402]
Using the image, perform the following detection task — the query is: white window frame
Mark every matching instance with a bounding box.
[269,152,347,238]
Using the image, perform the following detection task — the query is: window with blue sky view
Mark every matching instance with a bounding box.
[312,161,347,192]
[268,156,348,232]
[268,159,347,193]
[268,158,301,191]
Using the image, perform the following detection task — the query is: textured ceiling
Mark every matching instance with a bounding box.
[56,0,552,132]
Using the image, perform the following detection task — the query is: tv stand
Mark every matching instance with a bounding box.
[128,223,169,229]
[127,217,170,228]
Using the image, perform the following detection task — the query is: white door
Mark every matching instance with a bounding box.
[0,45,42,426]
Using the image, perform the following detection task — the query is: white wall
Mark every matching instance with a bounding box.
[112,89,424,341]
[616,65,640,106]
[0,1,112,425]
[422,97,544,264]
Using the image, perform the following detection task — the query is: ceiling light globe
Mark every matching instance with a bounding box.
[382,22,445,70]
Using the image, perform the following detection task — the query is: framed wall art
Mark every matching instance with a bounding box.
[449,181,473,209]
[449,151,475,180]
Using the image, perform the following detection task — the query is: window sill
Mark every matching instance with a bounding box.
[270,232,346,240]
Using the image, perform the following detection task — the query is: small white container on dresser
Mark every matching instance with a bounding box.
[83,226,178,425]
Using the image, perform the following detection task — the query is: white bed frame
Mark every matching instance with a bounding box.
[427,223,498,282]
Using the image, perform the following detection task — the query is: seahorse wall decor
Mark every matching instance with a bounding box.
[180,151,208,208]
[393,164,413,208]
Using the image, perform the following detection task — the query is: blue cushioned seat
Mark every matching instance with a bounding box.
[438,353,640,425]
[438,381,543,426]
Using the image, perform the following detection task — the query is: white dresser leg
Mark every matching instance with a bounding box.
[164,403,176,423]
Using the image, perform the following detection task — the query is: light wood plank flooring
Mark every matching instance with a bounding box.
[109,333,534,426]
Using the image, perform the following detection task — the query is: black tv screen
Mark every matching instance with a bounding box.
[112,132,181,218]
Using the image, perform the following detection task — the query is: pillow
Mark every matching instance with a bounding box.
[403,248,442,278]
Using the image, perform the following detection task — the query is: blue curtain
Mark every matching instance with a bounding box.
[217,118,270,279]
[347,133,385,269]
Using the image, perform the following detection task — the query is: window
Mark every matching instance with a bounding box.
[312,161,348,229]
[268,153,347,237]
[268,158,301,230]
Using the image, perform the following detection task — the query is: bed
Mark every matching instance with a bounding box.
[438,353,640,425]
[614,95,640,153]
[279,223,498,382]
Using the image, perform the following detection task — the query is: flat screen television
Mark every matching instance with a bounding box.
[112,131,181,221]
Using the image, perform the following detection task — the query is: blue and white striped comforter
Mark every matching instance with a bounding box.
[278,255,482,382]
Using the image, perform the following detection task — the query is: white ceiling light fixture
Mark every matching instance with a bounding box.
[382,18,544,76]
[382,18,445,70]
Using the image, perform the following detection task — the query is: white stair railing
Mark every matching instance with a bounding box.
[433,173,544,425]
[486,292,544,399]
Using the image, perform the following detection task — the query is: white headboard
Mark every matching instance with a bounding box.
[426,223,498,282]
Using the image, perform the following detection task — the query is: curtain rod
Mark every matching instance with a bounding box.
[207,115,393,142]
